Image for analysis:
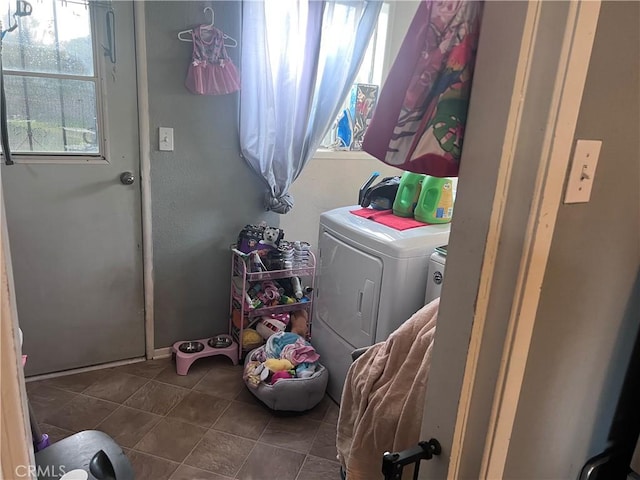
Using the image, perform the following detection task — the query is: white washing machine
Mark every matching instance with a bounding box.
[425,247,447,304]
[312,206,450,402]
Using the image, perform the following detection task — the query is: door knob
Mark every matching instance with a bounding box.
[120,172,135,185]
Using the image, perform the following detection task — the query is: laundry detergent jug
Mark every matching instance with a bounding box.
[415,176,454,224]
[392,172,425,217]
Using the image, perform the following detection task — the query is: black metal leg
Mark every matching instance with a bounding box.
[381,439,442,480]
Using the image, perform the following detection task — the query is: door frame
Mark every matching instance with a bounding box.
[419,1,601,478]
[133,1,155,360]
[479,3,601,477]
[2,195,35,479]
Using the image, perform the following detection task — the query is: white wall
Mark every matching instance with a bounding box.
[280,154,402,246]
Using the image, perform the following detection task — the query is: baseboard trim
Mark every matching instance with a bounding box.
[25,357,146,382]
[26,349,174,382]
[153,347,173,359]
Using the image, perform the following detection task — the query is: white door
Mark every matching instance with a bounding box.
[1,0,145,376]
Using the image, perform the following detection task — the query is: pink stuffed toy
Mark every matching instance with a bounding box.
[271,370,293,384]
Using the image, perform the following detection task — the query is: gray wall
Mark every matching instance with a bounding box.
[504,2,640,478]
[145,1,276,348]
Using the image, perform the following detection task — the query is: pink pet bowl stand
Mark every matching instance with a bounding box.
[171,335,238,375]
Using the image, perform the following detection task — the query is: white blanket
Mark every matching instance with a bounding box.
[337,298,439,480]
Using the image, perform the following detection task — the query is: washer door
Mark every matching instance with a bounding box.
[315,230,383,348]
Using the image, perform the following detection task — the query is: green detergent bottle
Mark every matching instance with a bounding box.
[415,176,454,224]
[393,172,425,217]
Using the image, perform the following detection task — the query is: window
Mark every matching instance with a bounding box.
[1,0,101,156]
[321,2,390,151]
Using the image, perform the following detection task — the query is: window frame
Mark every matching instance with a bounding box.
[316,0,395,158]
[1,1,110,164]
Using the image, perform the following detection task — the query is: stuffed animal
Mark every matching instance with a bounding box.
[259,226,284,249]
[244,361,263,388]
[295,362,317,379]
[256,316,287,340]
[257,280,281,306]
[290,310,309,337]
[242,329,263,350]
[271,370,293,384]
[236,224,265,254]
[264,358,294,372]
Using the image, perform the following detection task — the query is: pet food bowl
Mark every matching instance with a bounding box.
[178,341,205,354]
[208,336,232,349]
[171,335,238,375]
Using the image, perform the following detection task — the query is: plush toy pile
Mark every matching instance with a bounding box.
[231,277,311,312]
[236,223,311,271]
[234,309,309,352]
[244,331,321,387]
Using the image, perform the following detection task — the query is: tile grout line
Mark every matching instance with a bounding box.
[208,398,276,479]
[294,418,326,478]
[255,415,323,456]
[130,419,190,468]
[40,392,123,433]
[172,396,269,479]
[30,388,80,427]
[41,361,340,479]
[231,440,259,480]
[129,377,229,478]
[293,453,315,480]
[307,418,324,451]
[306,452,341,464]
[83,378,152,414]
[160,389,230,429]
[176,423,247,479]
[163,390,236,478]
[124,446,181,473]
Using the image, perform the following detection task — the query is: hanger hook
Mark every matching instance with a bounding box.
[204,7,214,27]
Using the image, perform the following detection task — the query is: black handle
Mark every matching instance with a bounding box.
[382,439,442,480]
[359,172,380,206]
[1,47,14,166]
[89,449,117,480]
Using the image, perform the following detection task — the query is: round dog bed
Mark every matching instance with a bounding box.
[243,347,329,411]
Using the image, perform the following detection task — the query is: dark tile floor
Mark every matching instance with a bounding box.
[27,356,341,480]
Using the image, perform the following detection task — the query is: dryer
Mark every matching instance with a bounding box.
[312,206,450,402]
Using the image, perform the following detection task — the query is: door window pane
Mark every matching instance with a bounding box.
[0,0,100,156]
[5,76,98,153]
[2,0,94,76]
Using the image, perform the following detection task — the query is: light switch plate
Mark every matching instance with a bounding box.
[564,139,602,204]
[159,127,174,151]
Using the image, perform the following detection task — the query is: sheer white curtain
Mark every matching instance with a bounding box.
[239,0,382,214]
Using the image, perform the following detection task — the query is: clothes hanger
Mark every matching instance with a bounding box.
[177,7,238,48]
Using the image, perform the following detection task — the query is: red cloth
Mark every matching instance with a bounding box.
[350,208,430,231]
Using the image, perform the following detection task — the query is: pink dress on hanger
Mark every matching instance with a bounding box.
[185,25,240,95]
